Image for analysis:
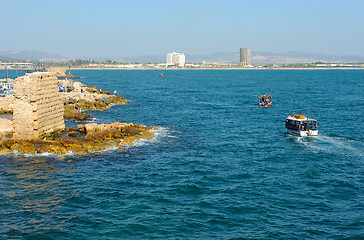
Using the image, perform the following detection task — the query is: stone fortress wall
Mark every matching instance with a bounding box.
[12,72,65,139]
[0,95,14,114]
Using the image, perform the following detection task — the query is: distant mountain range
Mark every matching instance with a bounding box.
[1,50,363,64]
[0,51,65,62]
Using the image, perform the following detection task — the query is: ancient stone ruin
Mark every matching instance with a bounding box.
[12,72,65,139]
[0,72,156,155]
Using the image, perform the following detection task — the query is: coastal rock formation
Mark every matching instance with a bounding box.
[47,67,79,79]
[0,72,141,156]
[62,88,130,120]
[47,67,67,78]
[0,122,157,155]
[64,107,91,120]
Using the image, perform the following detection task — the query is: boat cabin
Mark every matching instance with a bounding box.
[285,114,318,136]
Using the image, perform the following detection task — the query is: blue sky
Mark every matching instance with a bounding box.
[1,0,364,58]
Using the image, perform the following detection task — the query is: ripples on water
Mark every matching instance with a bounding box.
[0,69,363,239]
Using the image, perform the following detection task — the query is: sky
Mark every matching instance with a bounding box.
[1,0,364,59]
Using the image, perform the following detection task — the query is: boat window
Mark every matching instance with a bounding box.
[286,120,297,127]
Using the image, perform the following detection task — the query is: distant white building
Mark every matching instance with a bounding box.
[166,52,185,67]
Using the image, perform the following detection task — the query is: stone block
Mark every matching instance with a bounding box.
[12,72,65,140]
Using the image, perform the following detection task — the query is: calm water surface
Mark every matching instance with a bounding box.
[0,69,363,239]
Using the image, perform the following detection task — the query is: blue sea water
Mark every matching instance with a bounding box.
[0,69,363,239]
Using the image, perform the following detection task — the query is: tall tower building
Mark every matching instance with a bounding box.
[166,52,185,67]
[240,48,251,66]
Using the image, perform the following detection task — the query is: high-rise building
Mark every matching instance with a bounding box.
[240,48,251,66]
[166,52,185,67]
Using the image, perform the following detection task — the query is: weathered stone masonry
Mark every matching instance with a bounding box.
[12,72,65,139]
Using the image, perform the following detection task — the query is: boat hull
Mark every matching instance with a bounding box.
[259,102,272,107]
[286,129,318,137]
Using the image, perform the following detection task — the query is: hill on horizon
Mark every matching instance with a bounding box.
[185,51,364,65]
[0,50,65,62]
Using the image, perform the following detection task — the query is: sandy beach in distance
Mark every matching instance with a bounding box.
[66,67,364,70]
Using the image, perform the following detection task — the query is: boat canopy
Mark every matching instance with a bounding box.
[285,114,318,131]
[286,114,317,122]
[259,94,272,101]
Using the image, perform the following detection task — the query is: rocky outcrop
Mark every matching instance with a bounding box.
[0,122,157,155]
[63,91,129,120]
[0,73,140,155]
[47,67,67,78]
[47,67,79,79]
[64,107,91,120]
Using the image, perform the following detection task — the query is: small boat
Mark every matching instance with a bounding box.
[158,73,165,77]
[285,113,318,136]
[0,79,13,96]
[259,94,272,107]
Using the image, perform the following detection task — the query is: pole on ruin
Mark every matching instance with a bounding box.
[5,64,8,81]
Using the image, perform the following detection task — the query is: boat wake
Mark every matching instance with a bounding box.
[294,135,364,157]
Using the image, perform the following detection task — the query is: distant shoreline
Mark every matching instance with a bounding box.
[69,67,364,70]
[2,67,364,71]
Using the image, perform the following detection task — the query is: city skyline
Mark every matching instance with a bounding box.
[1,49,364,65]
[1,0,364,59]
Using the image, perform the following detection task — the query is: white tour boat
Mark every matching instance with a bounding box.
[285,113,318,136]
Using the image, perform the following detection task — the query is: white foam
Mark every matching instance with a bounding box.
[15,150,77,158]
[6,145,120,158]
[121,126,172,149]
[319,136,363,156]
[293,134,363,157]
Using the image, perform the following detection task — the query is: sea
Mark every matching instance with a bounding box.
[0,69,363,239]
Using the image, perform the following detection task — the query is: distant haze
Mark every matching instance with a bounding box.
[1,0,364,59]
[1,50,363,65]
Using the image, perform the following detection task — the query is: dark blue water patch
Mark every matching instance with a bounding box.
[0,69,364,239]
